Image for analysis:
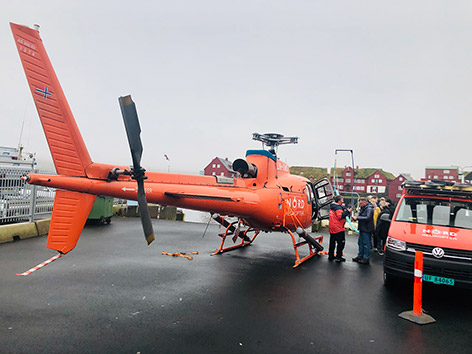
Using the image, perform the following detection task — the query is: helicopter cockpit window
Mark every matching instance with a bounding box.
[312,178,334,209]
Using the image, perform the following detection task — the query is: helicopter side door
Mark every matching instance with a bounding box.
[309,178,334,221]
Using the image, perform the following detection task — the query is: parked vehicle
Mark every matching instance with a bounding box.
[87,196,113,225]
[384,180,472,288]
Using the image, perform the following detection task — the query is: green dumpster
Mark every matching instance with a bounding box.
[88,196,114,224]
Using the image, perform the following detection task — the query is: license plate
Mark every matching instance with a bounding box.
[423,274,455,286]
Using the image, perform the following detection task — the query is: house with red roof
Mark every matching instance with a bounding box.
[204,157,236,178]
[388,173,413,201]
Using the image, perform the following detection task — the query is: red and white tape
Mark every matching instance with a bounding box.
[16,253,63,276]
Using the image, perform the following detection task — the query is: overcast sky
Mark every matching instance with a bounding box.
[2,1,472,179]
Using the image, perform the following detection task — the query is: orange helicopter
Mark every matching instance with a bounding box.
[11,22,334,271]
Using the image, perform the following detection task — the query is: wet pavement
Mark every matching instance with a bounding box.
[1,218,471,354]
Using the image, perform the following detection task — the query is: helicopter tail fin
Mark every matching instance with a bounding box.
[10,22,92,177]
[11,23,97,254]
[47,191,96,254]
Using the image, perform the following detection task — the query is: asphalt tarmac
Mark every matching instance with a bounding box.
[1,218,471,354]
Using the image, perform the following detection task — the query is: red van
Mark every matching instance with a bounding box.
[383,180,472,288]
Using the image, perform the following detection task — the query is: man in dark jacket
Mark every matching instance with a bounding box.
[374,201,391,255]
[352,197,374,264]
[386,199,396,218]
[328,195,351,262]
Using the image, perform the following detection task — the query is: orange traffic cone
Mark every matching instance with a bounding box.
[398,251,436,325]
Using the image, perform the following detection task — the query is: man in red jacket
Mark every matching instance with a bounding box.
[328,195,351,262]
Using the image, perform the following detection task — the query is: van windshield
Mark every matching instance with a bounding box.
[396,196,472,229]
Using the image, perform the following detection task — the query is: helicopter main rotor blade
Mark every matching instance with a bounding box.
[137,178,155,245]
[119,95,155,245]
[119,95,143,168]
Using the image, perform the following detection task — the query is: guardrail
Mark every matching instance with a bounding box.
[0,166,55,224]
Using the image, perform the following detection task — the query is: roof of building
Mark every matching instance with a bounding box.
[425,166,459,170]
[330,167,345,176]
[398,173,414,181]
[217,157,233,171]
[290,166,329,181]
[329,167,396,181]
[216,157,234,172]
[356,168,395,180]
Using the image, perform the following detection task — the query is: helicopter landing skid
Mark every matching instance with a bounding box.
[287,229,324,268]
[212,220,260,255]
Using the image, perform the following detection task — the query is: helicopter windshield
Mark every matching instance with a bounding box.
[306,183,314,205]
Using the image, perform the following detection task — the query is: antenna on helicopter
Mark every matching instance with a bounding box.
[252,133,298,157]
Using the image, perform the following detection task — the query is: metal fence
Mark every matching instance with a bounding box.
[0,165,55,224]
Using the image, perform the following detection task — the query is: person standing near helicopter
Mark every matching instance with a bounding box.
[352,197,374,264]
[328,195,351,262]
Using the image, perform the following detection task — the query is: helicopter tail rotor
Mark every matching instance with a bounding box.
[119,95,155,245]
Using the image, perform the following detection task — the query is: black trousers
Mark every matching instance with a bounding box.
[372,231,378,249]
[329,231,346,259]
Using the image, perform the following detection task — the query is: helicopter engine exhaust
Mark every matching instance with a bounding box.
[233,159,257,178]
